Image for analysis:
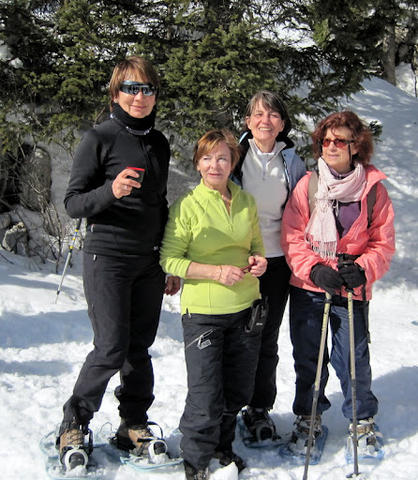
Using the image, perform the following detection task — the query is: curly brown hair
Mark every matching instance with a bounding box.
[311,111,373,165]
[193,129,241,170]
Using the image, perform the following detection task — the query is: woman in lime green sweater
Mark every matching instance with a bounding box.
[160,129,267,480]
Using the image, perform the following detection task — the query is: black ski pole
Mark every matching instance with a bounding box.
[303,291,332,480]
[55,218,82,303]
[346,289,361,479]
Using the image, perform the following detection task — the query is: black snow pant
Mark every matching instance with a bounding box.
[249,256,291,409]
[180,308,262,470]
[290,286,378,420]
[60,252,165,432]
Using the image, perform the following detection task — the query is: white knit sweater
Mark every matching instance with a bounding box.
[241,139,288,257]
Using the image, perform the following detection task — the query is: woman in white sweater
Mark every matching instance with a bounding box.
[232,90,306,444]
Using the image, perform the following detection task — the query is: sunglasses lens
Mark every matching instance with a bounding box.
[334,139,346,148]
[120,82,156,96]
[141,86,154,96]
[322,138,350,149]
[129,85,140,95]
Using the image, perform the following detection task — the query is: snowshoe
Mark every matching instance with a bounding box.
[40,430,105,480]
[239,407,281,448]
[346,417,384,462]
[279,415,328,465]
[109,420,183,471]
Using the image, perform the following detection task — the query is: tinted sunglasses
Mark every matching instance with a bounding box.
[119,81,156,96]
[321,138,354,149]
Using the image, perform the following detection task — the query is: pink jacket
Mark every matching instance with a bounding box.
[281,165,395,300]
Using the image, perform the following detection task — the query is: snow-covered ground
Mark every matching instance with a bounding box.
[0,76,417,479]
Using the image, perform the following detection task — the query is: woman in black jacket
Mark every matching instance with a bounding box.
[57,56,179,471]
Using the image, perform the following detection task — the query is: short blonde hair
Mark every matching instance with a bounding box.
[109,56,160,107]
[193,129,241,169]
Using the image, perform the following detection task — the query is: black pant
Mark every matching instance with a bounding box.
[290,287,378,419]
[61,252,165,431]
[180,309,262,470]
[250,256,291,409]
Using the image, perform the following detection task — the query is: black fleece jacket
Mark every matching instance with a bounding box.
[64,104,170,256]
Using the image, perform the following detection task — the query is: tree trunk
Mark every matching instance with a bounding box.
[382,22,397,85]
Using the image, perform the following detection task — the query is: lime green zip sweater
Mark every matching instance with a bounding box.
[160,180,265,315]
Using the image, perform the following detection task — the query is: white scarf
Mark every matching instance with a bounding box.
[305,158,366,259]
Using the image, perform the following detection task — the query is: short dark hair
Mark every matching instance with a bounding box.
[193,129,241,170]
[109,56,160,108]
[311,111,373,165]
[244,90,292,138]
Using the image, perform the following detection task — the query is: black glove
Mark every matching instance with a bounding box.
[338,263,366,289]
[310,263,344,295]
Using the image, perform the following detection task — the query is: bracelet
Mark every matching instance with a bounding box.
[217,265,222,282]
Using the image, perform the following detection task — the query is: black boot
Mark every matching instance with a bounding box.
[184,460,209,479]
[214,449,246,472]
[111,419,167,459]
[242,406,278,441]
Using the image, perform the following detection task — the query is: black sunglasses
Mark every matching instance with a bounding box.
[119,81,156,96]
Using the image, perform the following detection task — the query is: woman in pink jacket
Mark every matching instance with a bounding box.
[281,111,395,458]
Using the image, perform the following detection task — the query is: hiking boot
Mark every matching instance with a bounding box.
[348,417,383,456]
[241,406,278,441]
[112,420,167,461]
[213,449,246,472]
[58,419,90,470]
[184,460,209,480]
[287,415,322,456]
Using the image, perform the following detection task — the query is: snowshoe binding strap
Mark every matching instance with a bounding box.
[287,416,322,455]
[147,438,169,464]
[254,422,276,442]
[59,425,92,470]
[242,407,278,442]
[62,445,89,471]
[347,418,383,457]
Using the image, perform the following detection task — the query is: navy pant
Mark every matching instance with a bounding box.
[61,252,165,431]
[180,309,262,470]
[289,286,378,420]
[250,256,291,409]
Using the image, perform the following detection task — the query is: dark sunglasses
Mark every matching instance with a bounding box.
[321,138,354,149]
[119,81,156,96]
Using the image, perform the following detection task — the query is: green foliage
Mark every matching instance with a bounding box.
[368,120,383,142]
[0,0,412,170]
[162,22,278,140]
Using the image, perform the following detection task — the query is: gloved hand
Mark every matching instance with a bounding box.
[338,263,366,289]
[310,263,344,295]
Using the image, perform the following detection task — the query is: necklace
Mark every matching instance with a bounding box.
[221,189,232,213]
[221,188,231,203]
[110,113,152,136]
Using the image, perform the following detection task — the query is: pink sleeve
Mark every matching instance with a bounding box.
[281,174,324,283]
[355,182,395,284]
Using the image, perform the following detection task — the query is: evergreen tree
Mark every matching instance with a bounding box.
[1,0,414,170]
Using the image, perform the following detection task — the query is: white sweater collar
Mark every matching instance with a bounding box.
[249,139,286,162]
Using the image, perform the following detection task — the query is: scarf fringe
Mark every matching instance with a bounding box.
[305,234,337,260]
